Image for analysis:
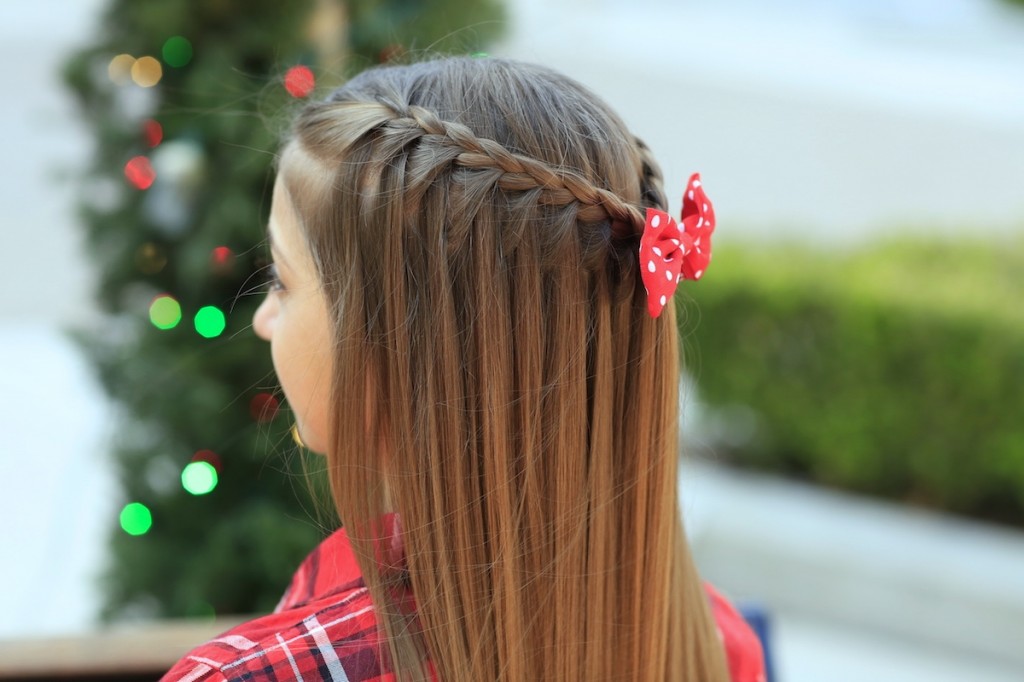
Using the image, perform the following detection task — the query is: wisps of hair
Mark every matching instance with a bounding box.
[278,57,730,681]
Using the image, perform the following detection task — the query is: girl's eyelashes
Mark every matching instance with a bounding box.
[265,262,285,293]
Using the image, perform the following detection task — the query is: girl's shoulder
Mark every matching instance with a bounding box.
[162,527,765,682]
[704,581,768,682]
[160,584,385,682]
[160,527,393,682]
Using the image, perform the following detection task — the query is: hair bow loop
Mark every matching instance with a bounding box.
[638,173,716,318]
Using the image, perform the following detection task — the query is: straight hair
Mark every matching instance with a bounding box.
[277,57,730,681]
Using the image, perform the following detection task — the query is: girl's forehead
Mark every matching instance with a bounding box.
[268,176,301,265]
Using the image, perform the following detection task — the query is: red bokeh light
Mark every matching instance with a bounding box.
[249,392,280,422]
[284,65,315,98]
[124,156,156,190]
[211,246,233,270]
[191,449,222,472]
[143,119,163,147]
[212,246,232,264]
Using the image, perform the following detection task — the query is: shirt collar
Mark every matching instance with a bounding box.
[278,513,405,611]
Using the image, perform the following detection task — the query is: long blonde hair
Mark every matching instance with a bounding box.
[277,57,730,681]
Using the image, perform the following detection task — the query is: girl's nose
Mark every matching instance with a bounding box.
[253,296,274,341]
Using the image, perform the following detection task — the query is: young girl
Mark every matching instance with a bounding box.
[162,56,765,682]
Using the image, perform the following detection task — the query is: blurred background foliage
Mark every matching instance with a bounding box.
[60,0,503,622]
[684,235,1024,528]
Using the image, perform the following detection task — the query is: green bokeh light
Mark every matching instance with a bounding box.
[194,306,226,338]
[149,295,181,329]
[181,461,218,495]
[120,502,153,536]
[162,36,193,67]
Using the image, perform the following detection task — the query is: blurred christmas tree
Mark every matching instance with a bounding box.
[61,0,504,622]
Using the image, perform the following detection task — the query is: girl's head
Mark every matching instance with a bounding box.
[255,57,728,681]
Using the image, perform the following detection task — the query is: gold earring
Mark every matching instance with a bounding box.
[290,423,306,448]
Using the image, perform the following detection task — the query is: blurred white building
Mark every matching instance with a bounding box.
[495,0,1024,244]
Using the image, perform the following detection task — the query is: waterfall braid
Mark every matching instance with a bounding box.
[277,57,730,682]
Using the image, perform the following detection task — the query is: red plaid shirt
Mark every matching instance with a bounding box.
[162,523,765,682]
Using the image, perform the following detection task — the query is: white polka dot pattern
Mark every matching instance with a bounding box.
[638,172,716,318]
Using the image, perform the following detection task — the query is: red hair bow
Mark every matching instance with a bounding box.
[639,173,716,318]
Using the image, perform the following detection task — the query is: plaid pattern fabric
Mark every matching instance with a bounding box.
[162,523,764,681]
[161,526,404,682]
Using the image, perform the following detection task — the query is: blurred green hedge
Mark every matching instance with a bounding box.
[683,235,1024,527]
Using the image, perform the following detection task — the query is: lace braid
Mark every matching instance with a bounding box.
[305,100,648,232]
[295,98,661,280]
